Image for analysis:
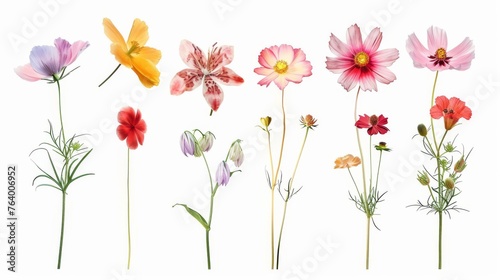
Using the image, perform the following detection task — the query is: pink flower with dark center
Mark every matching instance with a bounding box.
[170,40,244,112]
[406,26,474,71]
[355,114,389,135]
[254,44,312,90]
[430,96,472,130]
[326,24,399,92]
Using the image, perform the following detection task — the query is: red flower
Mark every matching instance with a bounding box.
[355,114,389,135]
[430,96,471,130]
[117,107,147,149]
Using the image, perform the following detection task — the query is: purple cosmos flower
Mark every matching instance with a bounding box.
[215,161,230,186]
[15,38,89,82]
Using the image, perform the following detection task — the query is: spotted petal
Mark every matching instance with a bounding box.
[203,75,224,111]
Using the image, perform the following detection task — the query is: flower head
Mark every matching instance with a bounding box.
[215,161,231,186]
[334,154,361,169]
[170,40,244,112]
[116,107,147,150]
[444,177,455,190]
[454,157,466,173]
[254,44,312,90]
[375,142,391,152]
[15,38,89,82]
[355,114,389,135]
[326,24,399,92]
[102,18,162,88]
[228,140,244,167]
[417,124,428,137]
[417,171,430,186]
[180,131,196,156]
[260,116,272,129]
[300,114,318,129]
[199,131,216,152]
[406,26,474,71]
[430,96,472,130]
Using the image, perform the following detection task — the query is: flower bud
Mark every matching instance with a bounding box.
[375,141,391,152]
[416,171,430,186]
[199,131,215,152]
[444,142,455,153]
[180,131,196,157]
[454,157,466,173]
[228,139,244,167]
[260,116,272,128]
[300,114,318,129]
[444,177,455,190]
[215,161,230,186]
[417,124,427,137]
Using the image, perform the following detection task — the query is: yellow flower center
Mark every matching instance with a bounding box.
[435,48,447,60]
[273,60,289,74]
[354,52,369,67]
[127,41,142,55]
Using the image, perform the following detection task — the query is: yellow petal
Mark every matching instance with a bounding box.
[132,67,157,88]
[139,47,162,65]
[127,18,149,47]
[131,56,160,87]
[110,44,132,68]
[103,18,127,50]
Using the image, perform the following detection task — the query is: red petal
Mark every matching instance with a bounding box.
[170,69,203,95]
[126,131,138,150]
[212,67,244,86]
[116,124,130,140]
[203,76,223,111]
[117,107,135,125]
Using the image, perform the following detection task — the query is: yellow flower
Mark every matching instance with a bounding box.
[334,154,361,169]
[102,18,161,88]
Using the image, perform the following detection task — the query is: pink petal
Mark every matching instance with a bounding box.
[256,71,279,88]
[370,48,399,67]
[427,26,448,52]
[406,33,431,68]
[355,114,371,128]
[290,48,307,65]
[447,37,475,70]
[430,96,448,119]
[358,70,377,91]
[67,40,90,66]
[338,67,361,92]
[54,38,71,67]
[257,47,277,69]
[328,33,352,57]
[254,66,275,76]
[14,64,47,81]
[170,69,203,95]
[363,27,382,54]
[179,39,206,70]
[203,76,224,111]
[209,45,234,72]
[288,60,312,78]
[211,67,244,86]
[326,57,354,73]
[276,44,294,64]
[371,65,397,85]
[273,74,289,90]
[346,24,363,53]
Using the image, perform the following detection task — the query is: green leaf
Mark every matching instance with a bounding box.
[173,203,210,231]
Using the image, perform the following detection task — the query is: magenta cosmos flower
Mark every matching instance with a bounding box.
[15,38,89,82]
[355,114,389,135]
[254,44,312,90]
[326,24,399,92]
[430,96,471,130]
[406,26,474,71]
[117,107,147,150]
[170,40,244,112]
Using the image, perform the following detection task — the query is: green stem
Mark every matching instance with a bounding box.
[206,230,211,269]
[430,71,439,154]
[127,148,131,269]
[438,210,443,269]
[276,199,288,270]
[55,79,66,145]
[200,149,214,269]
[57,190,66,269]
[98,64,121,87]
[365,216,371,270]
[375,151,382,191]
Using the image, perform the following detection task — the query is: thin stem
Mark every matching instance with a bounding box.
[57,190,66,269]
[375,151,382,190]
[98,64,121,87]
[354,87,368,207]
[438,210,443,269]
[56,79,66,145]
[206,230,211,269]
[270,189,275,269]
[266,130,275,183]
[427,184,437,205]
[430,71,440,153]
[276,127,311,269]
[127,148,131,269]
[365,216,371,270]
[347,168,363,199]
[369,136,373,191]
[199,150,214,269]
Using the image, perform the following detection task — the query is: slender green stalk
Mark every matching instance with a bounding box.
[98,64,121,87]
[205,230,211,269]
[276,127,311,269]
[365,216,371,270]
[57,190,66,269]
[200,149,214,270]
[55,79,66,146]
[430,71,440,154]
[127,148,131,269]
[438,210,443,269]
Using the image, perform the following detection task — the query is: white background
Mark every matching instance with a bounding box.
[1,0,499,279]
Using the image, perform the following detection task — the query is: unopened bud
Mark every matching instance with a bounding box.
[454,157,466,173]
[417,124,427,137]
[417,171,430,186]
[444,177,455,190]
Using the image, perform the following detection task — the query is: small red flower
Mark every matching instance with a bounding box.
[117,107,147,149]
[430,96,471,130]
[355,114,389,135]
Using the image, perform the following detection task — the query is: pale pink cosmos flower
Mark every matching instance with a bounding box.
[326,24,399,92]
[170,40,244,112]
[254,44,312,90]
[406,26,474,71]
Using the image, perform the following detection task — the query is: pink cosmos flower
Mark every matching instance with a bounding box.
[15,38,89,82]
[406,26,474,71]
[430,96,472,130]
[326,24,399,92]
[170,40,244,112]
[254,44,312,90]
[355,114,389,135]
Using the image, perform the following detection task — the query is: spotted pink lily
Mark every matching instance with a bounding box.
[170,40,244,113]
